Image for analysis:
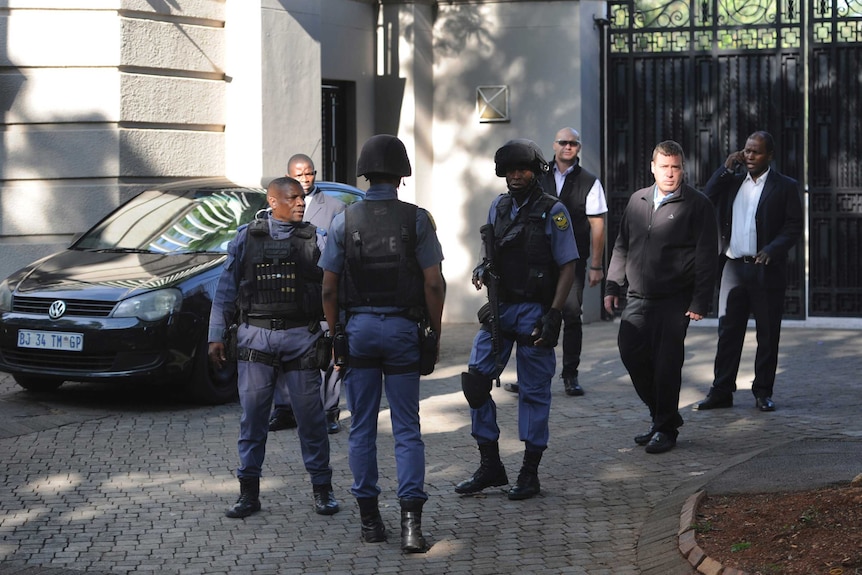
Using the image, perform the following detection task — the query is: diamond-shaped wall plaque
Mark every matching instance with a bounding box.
[477,85,509,123]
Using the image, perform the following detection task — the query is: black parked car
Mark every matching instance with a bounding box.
[0,179,363,404]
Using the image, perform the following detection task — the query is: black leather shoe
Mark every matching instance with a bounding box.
[503,382,519,393]
[634,426,656,446]
[563,376,584,396]
[645,432,677,454]
[312,485,340,516]
[695,394,733,411]
[755,396,776,412]
[268,409,297,431]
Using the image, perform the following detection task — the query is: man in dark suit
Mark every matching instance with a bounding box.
[695,131,803,412]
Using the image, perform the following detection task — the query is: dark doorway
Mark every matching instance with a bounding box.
[321,81,356,184]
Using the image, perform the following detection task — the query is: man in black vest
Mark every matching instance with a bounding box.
[504,127,607,397]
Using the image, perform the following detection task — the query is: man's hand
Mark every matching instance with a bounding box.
[603,295,619,315]
[532,308,562,347]
[471,261,487,290]
[754,249,771,265]
[208,342,226,369]
[724,150,745,170]
[685,311,704,321]
[588,268,604,288]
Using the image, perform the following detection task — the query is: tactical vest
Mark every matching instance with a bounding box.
[238,219,323,321]
[493,191,559,305]
[341,200,425,311]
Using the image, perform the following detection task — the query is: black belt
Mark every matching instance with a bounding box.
[737,255,757,264]
[237,347,314,371]
[245,317,308,330]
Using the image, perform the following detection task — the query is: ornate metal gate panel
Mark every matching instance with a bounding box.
[808,2,862,316]
[606,0,813,318]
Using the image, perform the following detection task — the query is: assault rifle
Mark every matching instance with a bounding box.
[479,223,504,387]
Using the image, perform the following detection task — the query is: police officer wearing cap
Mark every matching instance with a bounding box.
[320,134,445,553]
[456,139,578,501]
[208,177,340,519]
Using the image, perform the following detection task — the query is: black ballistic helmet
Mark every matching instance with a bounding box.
[494,138,549,177]
[356,134,412,178]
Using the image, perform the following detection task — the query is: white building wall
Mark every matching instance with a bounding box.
[431,1,605,323]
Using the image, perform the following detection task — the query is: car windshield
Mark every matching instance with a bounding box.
[74,187,268,254]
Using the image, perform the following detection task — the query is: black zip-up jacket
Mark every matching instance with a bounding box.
[605,183,718,316]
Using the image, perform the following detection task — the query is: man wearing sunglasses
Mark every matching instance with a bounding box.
[503,127,607,398]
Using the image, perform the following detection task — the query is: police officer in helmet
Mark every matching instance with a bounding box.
[457,138,578,500]
[208,177,340,519]
[320,135,445,552]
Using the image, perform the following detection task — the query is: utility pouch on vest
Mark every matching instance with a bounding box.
[315,334,332,371]
[419,328,438,376]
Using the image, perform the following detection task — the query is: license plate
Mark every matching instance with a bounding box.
[17,330,84,352]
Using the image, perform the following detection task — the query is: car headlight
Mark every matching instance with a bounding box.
[113,289,182,321]
[0,280,12,312]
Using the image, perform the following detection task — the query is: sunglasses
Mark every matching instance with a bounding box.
[555,140,580,147]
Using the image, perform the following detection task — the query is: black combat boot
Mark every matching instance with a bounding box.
[399,498,429,553]
[507,449,543,500]
[357,496,386,543]
[312,483,340,515]
[225,477,261,518]
[454,441,508,494]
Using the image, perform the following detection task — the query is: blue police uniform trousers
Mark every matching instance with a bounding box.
[235,323,332,486]
[468,302,555,452]
[343,313,426,501]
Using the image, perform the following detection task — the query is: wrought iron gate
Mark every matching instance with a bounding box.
[605,0,862,318]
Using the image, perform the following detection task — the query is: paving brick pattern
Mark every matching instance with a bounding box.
[0,321,860,574]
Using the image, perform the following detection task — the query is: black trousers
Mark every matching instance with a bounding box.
[561,258,587,379]
[618,295,690,435]
[712,258,786,399]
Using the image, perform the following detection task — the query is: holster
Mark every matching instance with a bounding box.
[314,334,333,371]
[419,329,438,376]
[223,323,238,362]
[461,370,492,409]
[333,326,348,368]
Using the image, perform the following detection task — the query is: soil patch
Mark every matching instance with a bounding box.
[695,484,862,575]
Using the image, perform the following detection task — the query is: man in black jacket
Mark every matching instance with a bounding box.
[695,131,803,413]
[604,141,718,454]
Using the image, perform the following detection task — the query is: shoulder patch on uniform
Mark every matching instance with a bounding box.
[426,210,437,231]
[553,211,570,231]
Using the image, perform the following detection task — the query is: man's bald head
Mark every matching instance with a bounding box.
[266,177,306,222]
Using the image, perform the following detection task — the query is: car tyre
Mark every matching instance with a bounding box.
[14,375,64,392]
[187,338,237,405]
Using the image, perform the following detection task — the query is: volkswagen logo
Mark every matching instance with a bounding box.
[48,300,67,320]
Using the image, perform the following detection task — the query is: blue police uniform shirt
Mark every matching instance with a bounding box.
[487,192,580,266]
[208,215,327,342]
[318,183,444,313]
